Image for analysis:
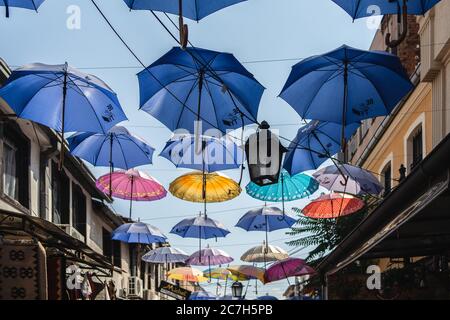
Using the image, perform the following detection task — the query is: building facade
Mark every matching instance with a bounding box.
[0,58,171,300]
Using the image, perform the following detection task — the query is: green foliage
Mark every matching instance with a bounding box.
[286,206,367,263]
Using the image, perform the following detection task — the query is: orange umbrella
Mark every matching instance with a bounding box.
[302,192,365,219]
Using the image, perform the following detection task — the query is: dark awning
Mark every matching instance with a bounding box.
[0,209,113,273]
[317,133,450,276]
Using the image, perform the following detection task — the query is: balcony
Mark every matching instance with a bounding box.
[56,224,85,243]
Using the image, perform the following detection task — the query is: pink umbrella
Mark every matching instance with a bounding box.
[96,169,167,218]
[264,258,315,284]
[186,246,234,281]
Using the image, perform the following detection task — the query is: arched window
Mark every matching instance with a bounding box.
[381,162,392,196]
[406,124,423,172]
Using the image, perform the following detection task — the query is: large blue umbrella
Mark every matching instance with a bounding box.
[112,222,167,244]
[137,47,264,134]
[170,214,230,257]
[123,0,247,21]
[236,206,297,233]
[1,0,45,17]
[160,134,243,172]
[331,0,441,19]
[283,120,360,176]
[280,45,413,152]
[0,63,127,167]
[188,291,217,301]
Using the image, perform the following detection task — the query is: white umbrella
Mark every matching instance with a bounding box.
[142,246,189,264]
[241,243,289,263]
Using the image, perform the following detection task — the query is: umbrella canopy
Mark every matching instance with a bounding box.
[170,215,230,240]
[1,0,46,17]
[236,206,297,232]
[283,120,360,176]
[302,192,365,219]
[96,169,167,201]
[313,164,383,196]
[112,222,167,244]
[123,0,247,21]
[264,258,315,284]
[0,63,127,134]
[246,170,319,202]
[169,171,241,203]
[280,45,413,148]
[167,267,208,282]
[331,0,441,19]
[241,244,289,263]
[188,291,217,300]
[203,268,247,281]
[141,246,189,263]
[255,295,278,300]
[160,134,243,172]
[227,265,266,283]
[186,247,234,266]
[137,47,264,134]
[68,126,154,170]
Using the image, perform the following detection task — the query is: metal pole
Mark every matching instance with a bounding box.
[341,59,349,162]
[129,176,134,219]
[109,133,114,198]
[59,64,68,171]
[5,0,9,18]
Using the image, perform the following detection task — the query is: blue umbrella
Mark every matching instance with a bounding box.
[280,45,413,153]
[170,214,230,258]
[112,222,167,244]
[160,134,243,172]
[137,47,264,134]
[1,0,45,17]
[0,63,127,168]
[283,120,360,176]
[255,295,278,301]
[188,291,217,301]
[68,126,154,170]
[236,206,297,233]
[123,0,246,21]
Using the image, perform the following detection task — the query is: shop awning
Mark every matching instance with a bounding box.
[0,209,113,273]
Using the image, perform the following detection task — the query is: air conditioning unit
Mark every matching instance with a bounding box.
[118,288,127,299]
[128,277,143,299]
[56,224,85,243]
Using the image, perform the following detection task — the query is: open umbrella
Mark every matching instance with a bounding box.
[170,214,230,260]
[0,63,127,168]
[160,134,243,172]
[331,0,441,47]
[264,258,315,284]
[246,170,319,215]
[137,47,264,134]
[227,265,266,284]
[280,45,413,155]
[112,222,167,244]
[255,295,278,301]
[186,246,234,281]
[188,291,217,300]
[141,246,189,264]
[96,169,167,218]
[203,267,246,296]
[1,0,45,17]
[69,126,155,196]
[283,120,360,176]
[241,244,289,264]
[302,192,365,219]
[167,267,208,283]
[313,164,383,196]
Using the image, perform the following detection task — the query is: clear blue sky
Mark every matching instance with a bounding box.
[0,0,376,298]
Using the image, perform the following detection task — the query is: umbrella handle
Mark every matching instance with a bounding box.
[5,1,9,18]
[385,0,408,48]
[178,0,188,48]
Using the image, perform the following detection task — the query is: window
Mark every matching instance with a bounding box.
[382,162,392,196]
[52,162,70,224]
[112,240,121,269]
[72,182,87,237]
[2,123,30,208]
[102,228,122,268]
[411,128,423,170]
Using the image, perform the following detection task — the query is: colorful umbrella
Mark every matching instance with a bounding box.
[246,170,319,215]
[227,265,266,284]
[137,47,264,134]
[0,63,127,168]
[170,171,241,204]
[160,134,243,173]
[313,164,383,196]
[141,246,189,264]
[186,247,234,266]
[302,192,365,219]
[283,120,360,176]
[240,243,289,263]
[1,0,46,17]
[96,169,167,218]
[264,258,315,284]
[188,291,217,300]
[167,267,208,283]
[280,45,413,153]
[112,222,167,244]
[203,267,246,297]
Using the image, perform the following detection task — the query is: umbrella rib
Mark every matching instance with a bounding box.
[202,79,221,129]
[174,77,200,129]
[115,137,131,169]
[93,133,110,166]
[123,135,154,164]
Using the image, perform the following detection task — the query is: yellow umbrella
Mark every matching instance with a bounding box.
[203,267,248,281]
[227,265,266,284]
[167,267,208,283]
[169,171,241,203]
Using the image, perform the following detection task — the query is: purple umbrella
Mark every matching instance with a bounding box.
[186,246,234,281]
[264,258,315,284]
